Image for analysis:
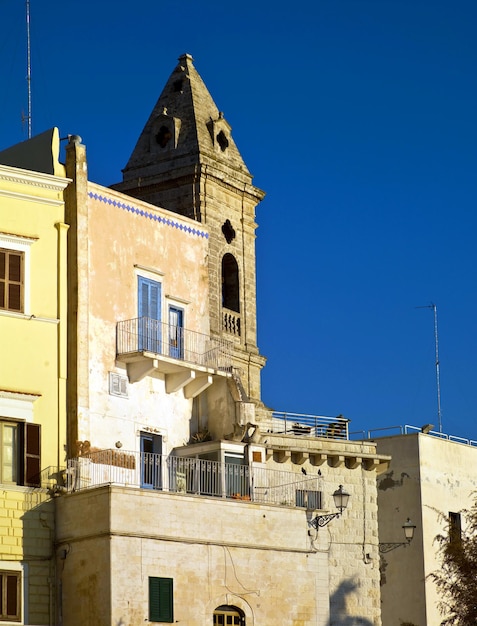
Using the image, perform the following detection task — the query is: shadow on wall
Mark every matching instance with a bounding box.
[21,493,56,625]
[329,579,374,626]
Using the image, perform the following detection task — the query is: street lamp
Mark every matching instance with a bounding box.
[308,485,350,530]
[379,518,416,553]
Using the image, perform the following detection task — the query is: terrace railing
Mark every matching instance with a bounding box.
[350,424,477,447]
[66,451,322,509]
[261,411,349,440]
[117,317,233,372]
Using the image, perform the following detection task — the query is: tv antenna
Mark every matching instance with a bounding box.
[25,0,32,138]
[416,303,442,433]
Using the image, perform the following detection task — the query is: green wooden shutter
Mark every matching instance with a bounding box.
[149,577,173,623]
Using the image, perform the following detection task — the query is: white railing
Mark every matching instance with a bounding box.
[351,424,477,447]
[261,412,349,440]
[66,451,322,509]
[117,317,233,371]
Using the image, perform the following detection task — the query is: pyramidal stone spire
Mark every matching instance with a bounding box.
[112,54,266,404]
[113,53,260,221]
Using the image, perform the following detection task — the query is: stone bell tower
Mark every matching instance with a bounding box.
[112,54,266,405]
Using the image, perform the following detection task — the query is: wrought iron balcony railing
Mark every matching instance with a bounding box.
[66,451,322,509]
[117,317,233,372]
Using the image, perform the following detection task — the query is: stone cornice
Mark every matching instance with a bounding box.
[262,434,391,474]
[0,164,70,192]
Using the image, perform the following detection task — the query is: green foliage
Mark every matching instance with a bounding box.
[430,496,477,625]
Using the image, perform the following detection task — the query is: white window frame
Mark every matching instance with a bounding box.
[0,561,26,625]
[109,372,128,398]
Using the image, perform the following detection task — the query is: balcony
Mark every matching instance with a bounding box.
[66,450,322,509]
[261,412,350,440]
[222,308,241,338]
[116,317,233,393]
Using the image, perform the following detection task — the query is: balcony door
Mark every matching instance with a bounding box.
[168,306,184,359]
[138,277,161,353]
[140,432,162,489]
[225,454,249,498]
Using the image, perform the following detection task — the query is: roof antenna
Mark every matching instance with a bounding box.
[25,0,32,138]
[416,303,442,433]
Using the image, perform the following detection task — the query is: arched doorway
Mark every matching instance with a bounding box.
[213,604,245,625]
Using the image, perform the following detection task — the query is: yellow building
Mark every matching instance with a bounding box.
[0,128,69,625]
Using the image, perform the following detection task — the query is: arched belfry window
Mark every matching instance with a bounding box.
[222,254,239,313]
[213,605,245,625]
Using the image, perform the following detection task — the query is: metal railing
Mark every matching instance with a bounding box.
[30,466,67,491]
[117,317,233,371]
[350,424,477,447]
[261,412,349,440]
[66,451,323,509]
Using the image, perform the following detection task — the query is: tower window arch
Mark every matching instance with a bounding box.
[222,254,239,313]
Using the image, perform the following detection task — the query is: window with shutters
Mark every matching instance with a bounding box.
[0,234,35,316]
[109,372,128,398]
[149,577,173,623]
[0,570,21,622]
[138,277,162,353]
[295,489,322,510]
[0,420,41,487]
[0,249,24,313]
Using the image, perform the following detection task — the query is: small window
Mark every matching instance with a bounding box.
[449,511,462,545]
[149,577,173,623]
[217,130,229,152]
[0,249,24,312]
[0,570,21,622]
[296,489,322,510]
[221,219,236,244]
[213,605,244,625]
[109,373,128,398]
[156,126,172,148]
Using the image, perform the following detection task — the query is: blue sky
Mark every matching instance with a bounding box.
[1,0,476,440]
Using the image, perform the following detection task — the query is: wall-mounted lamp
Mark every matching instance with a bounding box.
[308,485,350,529]
[379,518,416,553]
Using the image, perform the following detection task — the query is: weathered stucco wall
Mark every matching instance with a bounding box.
[75,183,211,454]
